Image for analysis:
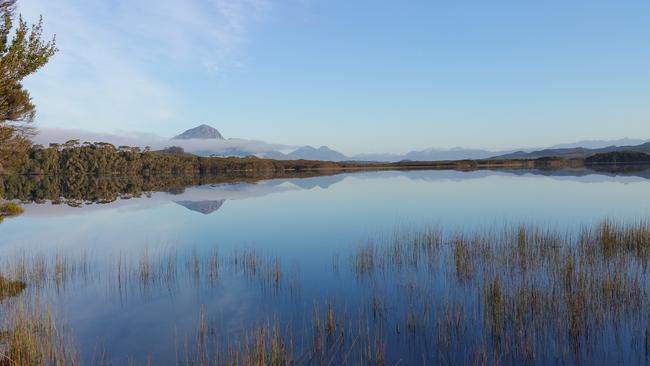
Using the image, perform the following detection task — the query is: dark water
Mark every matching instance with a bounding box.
[1,167,650,364]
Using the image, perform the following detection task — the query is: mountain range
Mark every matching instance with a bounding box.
[35,124,650,163]
[170,124,650,162]
[491,142,650,160]
[169,125,515,161]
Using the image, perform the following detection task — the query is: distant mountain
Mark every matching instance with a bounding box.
[352,148,519,162]
[260,146,350,161]
[173,124,224,140]
[168,125,650,163]
[402,148,503,161]
[286,146,348,161]
[549,138,650,150]
[260,150,289,160]
[175,200,226,214]
[491,142,650,160]
[260,146,514,162]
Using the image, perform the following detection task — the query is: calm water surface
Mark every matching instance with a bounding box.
[1,168,650,364]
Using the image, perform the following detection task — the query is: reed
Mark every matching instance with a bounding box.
[0,277,25,302]
[1,219,649,364]
[0,302,78,366]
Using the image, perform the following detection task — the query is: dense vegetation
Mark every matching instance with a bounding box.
[7,142,596,178]
[11,142,343,177]
[585,151,650,164]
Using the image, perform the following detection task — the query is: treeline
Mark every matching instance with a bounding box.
[585,151,650,165]
[12,142,343,176]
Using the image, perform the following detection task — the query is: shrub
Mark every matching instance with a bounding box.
[0,201,24,216]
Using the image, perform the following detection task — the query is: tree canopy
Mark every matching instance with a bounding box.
[0,0,57,173]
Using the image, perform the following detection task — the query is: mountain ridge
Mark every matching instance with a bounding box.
[491,142,650,160]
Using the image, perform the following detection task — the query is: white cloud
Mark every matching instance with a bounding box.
[16,0,272,133]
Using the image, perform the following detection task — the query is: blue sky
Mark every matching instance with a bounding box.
[18,0,650,154]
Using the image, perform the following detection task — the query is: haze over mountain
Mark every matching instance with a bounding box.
[548,138,650,150]
[33,124,650,163]
[260,146,349,162]
[353,148,516,162]
[492,142,650,160]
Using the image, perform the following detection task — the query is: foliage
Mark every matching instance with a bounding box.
[10,143,342,177]
[0,0,57,174]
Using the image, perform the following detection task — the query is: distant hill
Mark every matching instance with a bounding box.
[260,146,349,161]
[402,148,501,161]
[351,148,519,162]
[173,124,224,140]
[549,138,650,150]
[491,142,650,160]
[286,146,348,161]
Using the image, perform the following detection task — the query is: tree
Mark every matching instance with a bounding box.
[0,0,57,173]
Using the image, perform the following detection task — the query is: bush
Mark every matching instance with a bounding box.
[0,202,24,216]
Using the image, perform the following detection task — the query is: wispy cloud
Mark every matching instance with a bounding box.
[17,0,272,133]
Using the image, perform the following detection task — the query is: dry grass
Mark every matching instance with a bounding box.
[0,302,78,366]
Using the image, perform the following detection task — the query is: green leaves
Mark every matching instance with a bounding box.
[1,14,57,82]
[0,0,57,173]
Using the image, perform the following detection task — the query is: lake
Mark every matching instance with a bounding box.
[1,167,650,365]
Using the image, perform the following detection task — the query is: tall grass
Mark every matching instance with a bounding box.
[0,277,25,302]
[0,302,78,366]
[1,220,650,364]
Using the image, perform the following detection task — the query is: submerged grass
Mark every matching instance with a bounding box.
[0,278,25,302]
[1,220,650,364]
[0,301,78,366]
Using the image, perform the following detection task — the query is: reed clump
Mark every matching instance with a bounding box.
[343,219,650,363]
[0,202,23,217]
[2,220,650,364]
[0,303,78,366]
[0,277,26,302]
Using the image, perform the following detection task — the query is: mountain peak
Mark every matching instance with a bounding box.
[173,125,224,140]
